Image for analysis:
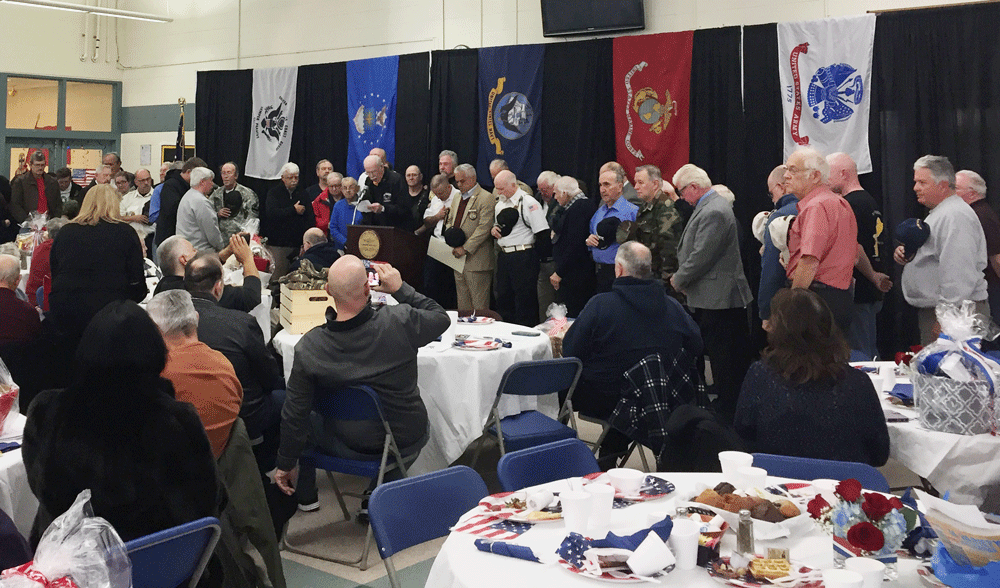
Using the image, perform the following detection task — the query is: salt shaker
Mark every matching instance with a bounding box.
[736,509,754,556]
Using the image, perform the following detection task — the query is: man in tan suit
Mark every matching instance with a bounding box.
[446,163,497,310]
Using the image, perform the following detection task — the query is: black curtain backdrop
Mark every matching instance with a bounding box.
[541,38,615,199]
[195,69,253,175]
[429,49,479,175]
[289,62,348,181]
[395,52,431,175]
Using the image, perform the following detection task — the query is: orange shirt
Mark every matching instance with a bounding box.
[786,185,858,290]
[162,340,243,459]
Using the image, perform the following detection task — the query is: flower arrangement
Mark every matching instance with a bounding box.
[807,479,909,562]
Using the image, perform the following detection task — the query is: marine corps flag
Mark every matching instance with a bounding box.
[778,15,876,173]
[477,45,544,187]
[246,67,298,179]
[613,31,693,182]
[347,55,399,179]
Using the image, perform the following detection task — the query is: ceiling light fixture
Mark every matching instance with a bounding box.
[2,0,172,23]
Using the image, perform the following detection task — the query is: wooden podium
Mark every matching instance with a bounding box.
[346,225,429,290]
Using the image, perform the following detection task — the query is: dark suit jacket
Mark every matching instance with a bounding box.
[191,293,282,438]
[553,196,597,283]
[67,181,83,205]
[154,275,262,313]
[154,169,189,246]
[10,173,61,222]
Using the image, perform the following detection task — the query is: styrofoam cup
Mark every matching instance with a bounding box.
[718,451,754,478]
[608,468,646,496]
[845,557,885,588]
[737,465,768,489]
[561,491,592,534]
[585,484,615,532]
[822,569,864,588]
[628,532,675,576]
[667,518,699,570]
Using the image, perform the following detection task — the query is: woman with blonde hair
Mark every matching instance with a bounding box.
[50,184,146,345]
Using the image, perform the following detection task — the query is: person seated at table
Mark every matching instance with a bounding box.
[0,254,40,345]
[562,241,702,468]
[156,233,262,312]
[289,227,340,272]
[21,300,224,550]
[734,288,890,467]
[274,256,450,513]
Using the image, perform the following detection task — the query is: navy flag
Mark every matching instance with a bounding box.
[347,55,399,179]
[477,45,543,188]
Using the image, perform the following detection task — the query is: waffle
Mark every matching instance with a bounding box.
[749,558,790,580]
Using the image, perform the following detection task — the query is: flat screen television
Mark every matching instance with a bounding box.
[541,0,645,37]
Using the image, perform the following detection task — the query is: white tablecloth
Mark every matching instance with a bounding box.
[856,361,1000,511]
[272,318,556,475]
[0,414,38,540]
[426,472,923,587]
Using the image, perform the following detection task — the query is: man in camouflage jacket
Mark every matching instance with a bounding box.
[632,164,682,284]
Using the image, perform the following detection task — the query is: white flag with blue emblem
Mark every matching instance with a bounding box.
[246,67,298,179]
[778,15,876,173]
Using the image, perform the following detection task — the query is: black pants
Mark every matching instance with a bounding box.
[422,256,457,310]
[809,282,854,337]
[693,306,751,424]
[567,380,630,470]
[495,249,540,327]
[595,263,616,294]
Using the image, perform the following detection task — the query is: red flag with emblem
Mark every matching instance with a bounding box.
[613,31,693,183]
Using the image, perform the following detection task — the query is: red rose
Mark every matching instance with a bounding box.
[807,495,830,519]
[889,497,904,510]
[835,479,862,502]
[847,521,885,552]
[861,492,893,522]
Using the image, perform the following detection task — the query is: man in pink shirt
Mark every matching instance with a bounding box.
[784,147,858,334]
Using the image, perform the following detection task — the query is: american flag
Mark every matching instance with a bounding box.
[556,532,590,568]
[71,168,95,187]
[451,512,532,540]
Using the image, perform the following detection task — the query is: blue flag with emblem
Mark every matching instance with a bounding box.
[346,55,398,179]
[477,45,543,188]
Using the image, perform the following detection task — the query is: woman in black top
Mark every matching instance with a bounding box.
[549,176,596,318]
[735,288,890,467]
[49,184,146,343]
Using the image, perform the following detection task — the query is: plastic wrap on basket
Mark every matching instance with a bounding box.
[0,490,131,588]
[0,358,19,435]
[911,302,999,436]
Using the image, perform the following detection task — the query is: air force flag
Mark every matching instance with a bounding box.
[347,55,399,179]
[778,15,876,173]
[246,67,298,180]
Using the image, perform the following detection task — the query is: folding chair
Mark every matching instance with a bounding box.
[496,438,600,492]
[574,413,650,471]
[751,453,890,492]
[369,466,488,588]
[282,385,410,570]
[468,357,582,468]
[125,517,221,588]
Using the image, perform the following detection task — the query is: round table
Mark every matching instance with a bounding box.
[426,472,924,587]
[273,317,555,475]
[0,414,37,540]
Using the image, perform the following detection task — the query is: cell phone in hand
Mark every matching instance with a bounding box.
[241,233,251,243]
[367,267,380,286]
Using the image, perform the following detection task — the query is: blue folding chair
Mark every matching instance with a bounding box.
[282,385,410,570]
[497,438,600,492]
[751,453,890,492]
[469,358,582,468]
[35,286,44,309]
[125,517,221,588]
[369,466,488,588]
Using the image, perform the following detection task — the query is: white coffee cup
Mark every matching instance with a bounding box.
[845,557,885,588]
[561,491,592,534]
[718,451,754,478]
[737,465,768,489]
[667,518,699,570]
[585,484,616,532]
[822,569,864,588]
[608,468,646,496]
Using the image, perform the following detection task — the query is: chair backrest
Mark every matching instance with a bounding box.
[314,385,385,422]
[125,517,221,588]
[496,357,582,398]
[497,438,600,492]
[752,453,890,492]
[849,350,871,362]
[368,465,488,560]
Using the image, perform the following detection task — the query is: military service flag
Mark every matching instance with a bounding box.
[347,55,399,179]
[477,45,544,187]
[778,15,876,173]
[613,31,693,182]
[246,67,298,179]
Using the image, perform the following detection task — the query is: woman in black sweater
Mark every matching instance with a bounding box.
[49,184,147,344]
[735,288,890,467]
[549,176,597,317]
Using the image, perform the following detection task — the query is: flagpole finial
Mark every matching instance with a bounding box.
[178,97,186,106]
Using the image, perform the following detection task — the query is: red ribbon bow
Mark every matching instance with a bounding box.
[1,562,80,588]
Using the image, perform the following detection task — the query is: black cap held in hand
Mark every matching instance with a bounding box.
[496,207,520,238]
[596,217,622,249]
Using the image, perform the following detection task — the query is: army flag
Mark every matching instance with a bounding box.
[613,31,693,182]
[778,15,876,173]
[246,67,298,179]
[347,55,399,179]
[477,45,544,187]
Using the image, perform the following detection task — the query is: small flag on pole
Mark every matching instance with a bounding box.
[175,99,186,161]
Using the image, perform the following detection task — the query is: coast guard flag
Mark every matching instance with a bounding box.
[246,67,298,179]
[613,31,693,182]
[347,55,399,179]
[477,45,544,187]
[778,15,876,173]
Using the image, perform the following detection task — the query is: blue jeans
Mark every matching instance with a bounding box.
[848,301,882,360]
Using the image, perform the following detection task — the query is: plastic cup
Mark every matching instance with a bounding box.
[822,569,864,588]
[845,557,886,588]
[737,466,768,489]
[608,468,646,496]
[628,533,675,576]
[585,484,615,532]
[718,451,754,478]
[879,365,896,392]
[561,491,592,534]
[667,518,699,570]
